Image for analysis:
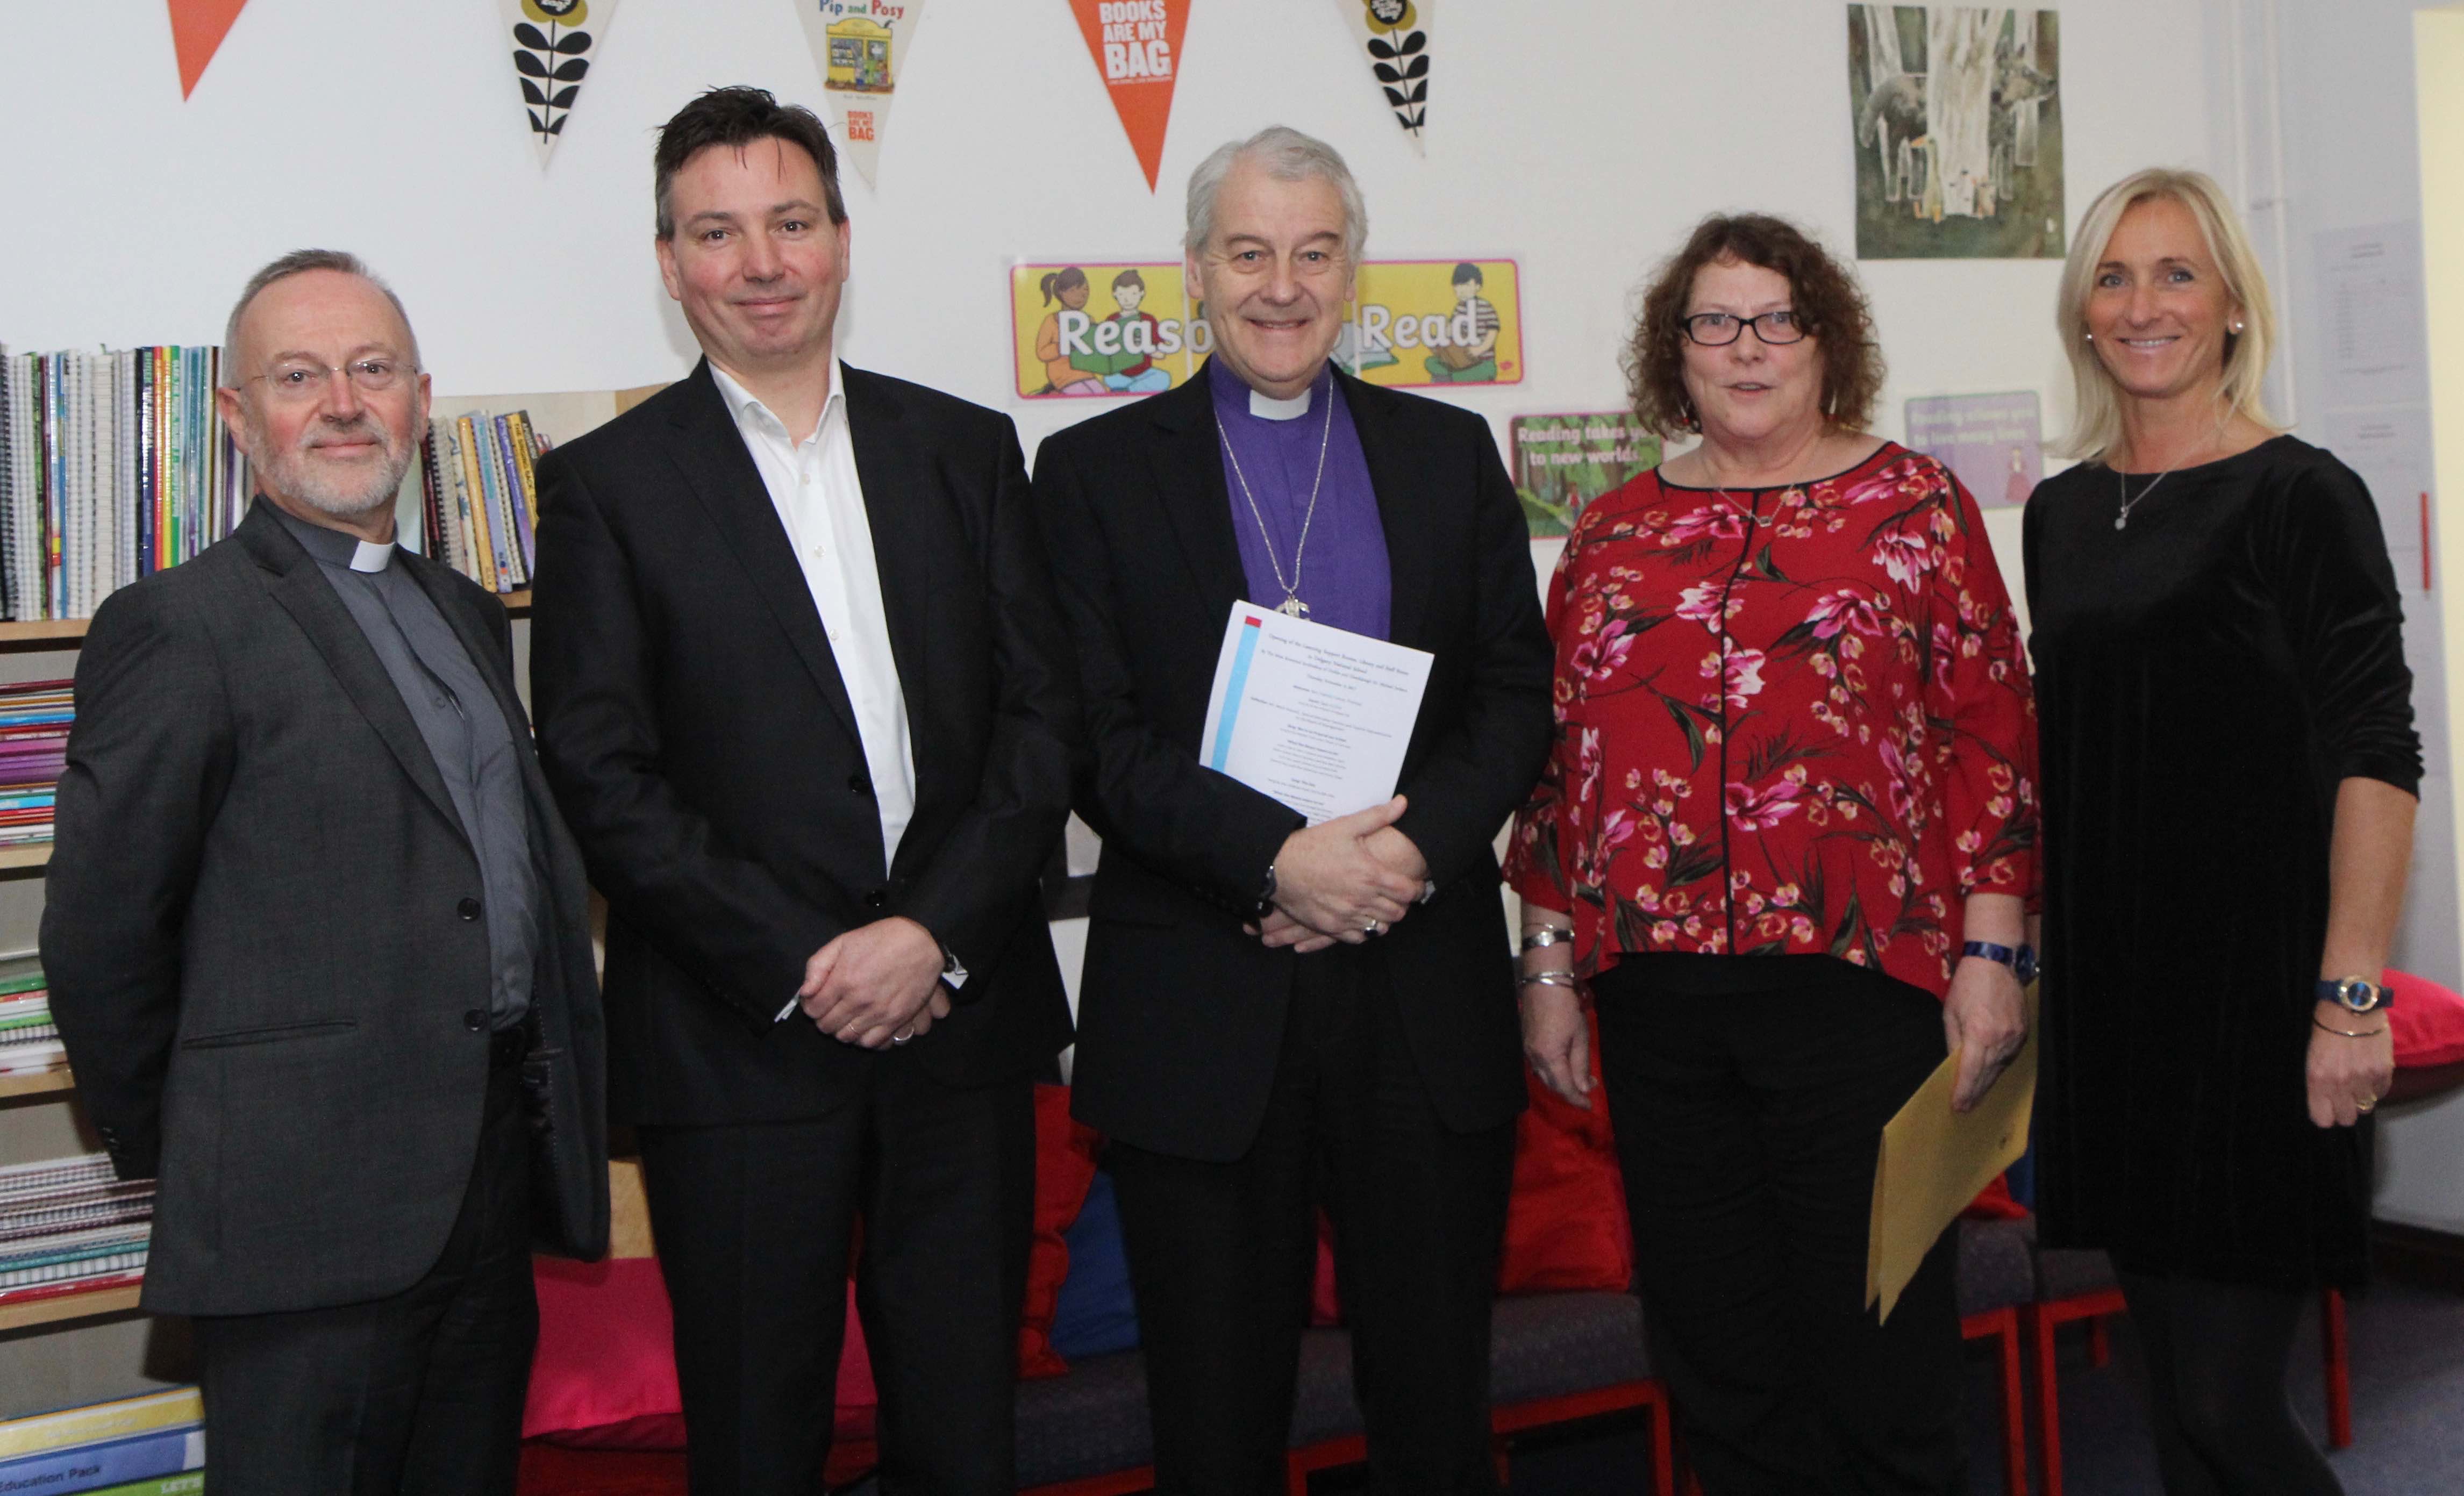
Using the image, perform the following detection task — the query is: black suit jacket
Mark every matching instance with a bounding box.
[41,505,609,1316]
[1033,366,1552,1162]
[528,362,1076,1125]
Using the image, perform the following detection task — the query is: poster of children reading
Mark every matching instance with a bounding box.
[1008,257,1522,399]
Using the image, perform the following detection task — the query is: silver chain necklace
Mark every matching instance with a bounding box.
[2114,468,2173,530]
[1218,380,1335,618]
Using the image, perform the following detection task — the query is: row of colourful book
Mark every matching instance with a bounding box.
[0,1388,202,1495]
[0,1152,151,1299]
[416,410,551,595]
[0,346,249,622]
[0,961,59,1079]
[0,679,70,850]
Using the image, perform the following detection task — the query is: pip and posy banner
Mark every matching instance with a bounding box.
[1009,258,1522,399]
[502,0,618,164]
[1068,0,1190,191]
[794,0,926,188]
[1336,0,1432,153]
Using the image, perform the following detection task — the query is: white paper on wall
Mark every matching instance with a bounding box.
[501,0,619,166]
[1335,0,1432,155]
[794,0,930,189]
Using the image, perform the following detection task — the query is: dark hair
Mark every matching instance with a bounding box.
[1451,261,1483,287]
[654,86,845,240]
[1111,267,1146,291]
[1040,267,1089,305]
[1625,213,1883,438]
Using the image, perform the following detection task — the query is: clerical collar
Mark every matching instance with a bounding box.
[1209,357,1323,423]
[266,500,397,574]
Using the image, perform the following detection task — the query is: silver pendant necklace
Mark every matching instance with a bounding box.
[2114,467,2172,530]
[1219,378,1335,618]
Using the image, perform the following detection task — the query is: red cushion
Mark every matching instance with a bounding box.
[526,1257,683,1442]
[524,1251,876,1444]
[1019,1082,1105,1379]
[1498,1008,1633,1293]
[1960,1173,2029,1220]
[2387,968,2464,1069]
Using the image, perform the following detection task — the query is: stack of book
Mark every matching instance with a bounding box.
[0,679,71,848]
[0,1388,204,1495]
[0,963,60,1080]
[0,1153,152,1305]
[0,347,250,622]
[417,411,550,595]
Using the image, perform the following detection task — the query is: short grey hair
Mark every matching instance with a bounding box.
[220,249,420,386]
[1184,126,1368,267]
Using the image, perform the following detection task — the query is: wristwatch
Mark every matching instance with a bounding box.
[1253,862,1279,920]
[2317,976,2395,1014]
[1962,940,2038,984]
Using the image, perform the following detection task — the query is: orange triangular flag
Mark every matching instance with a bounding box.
[1067,0,1190,191]
[167,0,251,99]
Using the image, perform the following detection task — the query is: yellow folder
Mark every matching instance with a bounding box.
[1866,985,2040,1323]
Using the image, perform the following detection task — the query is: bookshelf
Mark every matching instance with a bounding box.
[0,1069,70,1101]
[0,1279,145,1333]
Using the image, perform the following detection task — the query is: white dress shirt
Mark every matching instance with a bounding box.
[711,361,917,872]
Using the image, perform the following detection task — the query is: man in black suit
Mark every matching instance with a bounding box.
[42,249,608,1494]
[527,88,1077,1495]
[1032,126,1553,1495]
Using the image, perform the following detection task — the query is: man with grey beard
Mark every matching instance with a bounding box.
[40,249,607,1495]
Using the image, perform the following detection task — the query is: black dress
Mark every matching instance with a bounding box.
[2023,436,2420,1289]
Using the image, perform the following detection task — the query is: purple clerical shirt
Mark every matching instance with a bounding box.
[1208,357,1391,641]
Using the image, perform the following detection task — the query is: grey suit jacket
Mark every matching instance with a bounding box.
[41,503,609,1317]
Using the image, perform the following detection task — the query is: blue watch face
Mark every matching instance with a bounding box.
[2015,948,2038,985]
[2338,979,2381,1013]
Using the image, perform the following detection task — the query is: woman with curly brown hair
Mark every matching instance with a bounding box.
[1505,213,2039,1494]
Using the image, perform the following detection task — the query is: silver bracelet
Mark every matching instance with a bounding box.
[1518,970,1579,989]
[1520,926,1575,953]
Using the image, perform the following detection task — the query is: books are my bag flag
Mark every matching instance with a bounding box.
[501,0,619,165]
[794,0,930,189]
[1336,0,1432,153]
[1068,0,1191,190]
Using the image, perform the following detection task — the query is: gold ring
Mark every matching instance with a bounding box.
[2358,1097,2377,1113]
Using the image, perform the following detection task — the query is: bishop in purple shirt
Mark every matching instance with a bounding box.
[1029,124,1553,1496]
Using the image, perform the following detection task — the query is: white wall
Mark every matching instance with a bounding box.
[1,0,2208,481]
[2208,0,2464,1233]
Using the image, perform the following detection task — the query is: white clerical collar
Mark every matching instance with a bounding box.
[350,539,395,574]
[1248,385,1312,421]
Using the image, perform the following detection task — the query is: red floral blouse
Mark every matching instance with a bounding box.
[1503,445,2038,999]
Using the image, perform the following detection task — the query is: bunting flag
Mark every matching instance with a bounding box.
[1335,0,1431,153]
[792,0,930,189]
[1067,0,1190,191]
[501,0,619,166]
[166,0,251,99]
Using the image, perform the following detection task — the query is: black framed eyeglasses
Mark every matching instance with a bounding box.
[1681,311,1808,347]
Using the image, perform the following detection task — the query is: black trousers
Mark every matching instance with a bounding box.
[1108,947,1518,1496]
[636,1055,1034,1496]
[1592,960,1963,1496]
[2115,1268,2344,1496]
[195,1032,537,1496]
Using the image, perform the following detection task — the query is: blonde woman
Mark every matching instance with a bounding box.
[2025,169,2418,1495]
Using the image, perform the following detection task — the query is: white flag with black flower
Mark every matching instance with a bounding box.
[502,0,619,165]
[1336,0,1431,154]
